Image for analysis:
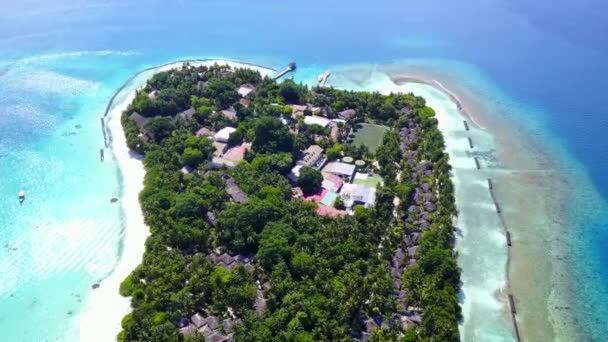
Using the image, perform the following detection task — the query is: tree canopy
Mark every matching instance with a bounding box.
[118,63,460,342]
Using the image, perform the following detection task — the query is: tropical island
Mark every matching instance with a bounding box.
[117,63,460,342]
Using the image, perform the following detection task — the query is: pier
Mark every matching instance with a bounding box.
[272,62,296,80]
[318,71,331,87]
[100,118,108,148]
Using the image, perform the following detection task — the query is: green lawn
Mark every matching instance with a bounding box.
[351,123,389,153]
[354,173,383,188]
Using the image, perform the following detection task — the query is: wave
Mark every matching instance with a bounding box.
[9,50,138,65]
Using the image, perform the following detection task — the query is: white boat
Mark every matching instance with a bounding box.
[18,190,25,202]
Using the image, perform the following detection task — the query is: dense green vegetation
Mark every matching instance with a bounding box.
[118,63,460,342]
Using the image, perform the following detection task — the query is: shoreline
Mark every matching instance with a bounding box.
[328,67,520,341]
[79,59,275,341]
[393,78,518,341]
[382,69,579,341]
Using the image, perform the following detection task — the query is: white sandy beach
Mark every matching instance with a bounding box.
[78,60,274,341]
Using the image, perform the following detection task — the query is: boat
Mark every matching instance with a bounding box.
[18,190,25,203]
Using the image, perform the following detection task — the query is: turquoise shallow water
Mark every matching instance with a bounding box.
[1,1,608,341]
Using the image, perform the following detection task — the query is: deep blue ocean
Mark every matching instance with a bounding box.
[1,0,607,341]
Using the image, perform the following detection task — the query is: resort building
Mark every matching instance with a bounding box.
[210,142,250,169]
[338,108,356,120]
[237,83,256,97]
[291,104,308,118]
[129,112,150,129]
[195,127,215,138]
[177,107,196,121]
[329,121,339,142]
[298,145,324,167]
[303,115,331,128]
[322,173,344,192]
[129,112,152,142]
[221,107,237,120]
[223,175,248,204]
[339,183,376,208]
[323,161,356,179]
[214,127,236,143]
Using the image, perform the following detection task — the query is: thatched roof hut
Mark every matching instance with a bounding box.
[191,313,206,328]
[391,267,402,279]
[424,202,437,212]
[206,316,220,330]
[410,233,420,244]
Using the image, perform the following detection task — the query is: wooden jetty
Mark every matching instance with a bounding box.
[272,62,296,80]
[318,71,331,87]
[100,118,108,148]
[508,294,516,313]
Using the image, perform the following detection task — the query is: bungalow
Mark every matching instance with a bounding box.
[129,112,152,142]
[237,83,256,97]
[338,108,356,120]
[323,161,356,179]
[340,183,376,208]
[196,127,215,137]
[220,107,237,120]
[303,115,330,128]
[177,107,196,121]
[147,89,160,100]
[129,112,149,130]
[224,175,248,203]
[291,104,308,118]
[214,127,236,143]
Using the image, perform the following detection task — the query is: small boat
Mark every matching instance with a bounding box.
[18,190,25,203]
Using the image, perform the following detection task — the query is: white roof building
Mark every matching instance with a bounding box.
[238,84,256,97]
[323,162,356,178]
[340,183,376,208]
[303,115,331,128]
[214,127,236,143]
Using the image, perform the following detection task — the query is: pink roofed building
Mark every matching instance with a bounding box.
[322,173,344,192]
[303,188,347,217]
